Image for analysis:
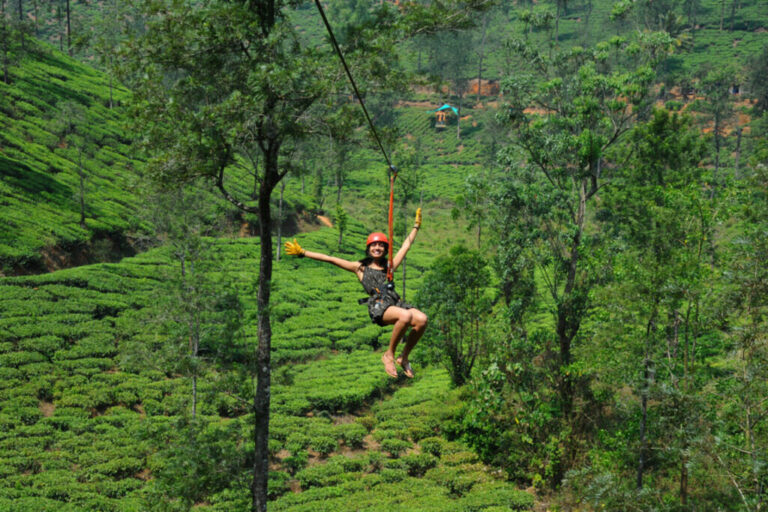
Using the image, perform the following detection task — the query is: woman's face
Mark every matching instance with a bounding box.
[368,241,387,258]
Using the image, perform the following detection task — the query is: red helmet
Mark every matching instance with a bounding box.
[366,232,389,247]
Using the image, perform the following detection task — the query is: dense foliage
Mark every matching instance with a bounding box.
[2,0,768,510]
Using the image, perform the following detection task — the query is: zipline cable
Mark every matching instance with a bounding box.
[313,0,394,171]
[313,0,400,281]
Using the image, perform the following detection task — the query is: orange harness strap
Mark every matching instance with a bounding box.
[387,168,398,282]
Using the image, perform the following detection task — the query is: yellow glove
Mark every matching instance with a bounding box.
[284,239,305,257]
[414,208,422,229]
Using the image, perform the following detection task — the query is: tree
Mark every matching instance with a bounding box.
[335,202,348,252]
[64,0,70,54]
[601,109,709,502]
[748,46,768,115]
[123,0,493,506]
[551,0,569,43]
[0,0,31,84]
[696,65,739,198]
[91,0,127,108]
[49,101,93,228]
[392,138,424,300]
[423,28,473,139]
[497,35,658,422]
[713,114,768,509]
[453,171,491,247]
[121,2,357,508]
[417,245,492,386]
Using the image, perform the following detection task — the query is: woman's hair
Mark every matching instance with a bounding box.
[358,255,386,267]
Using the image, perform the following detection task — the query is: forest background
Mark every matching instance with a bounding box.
[1,0,768,510]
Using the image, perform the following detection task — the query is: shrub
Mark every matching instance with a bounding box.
[268,439,283,457]
[282,450,308,475]
[442,450,479,466]
[368,451,385,472]
[268,471,291,500]
[372,429,396,443]
[285,432,310,453]
[407,421,433,442]
[425,464,489,497]
[379,468,407,483]
[381,438,411,458]
[337,423,367,448]
[400,453,438,477]
[356,414,376,431]
[310,436,337,458]
[295,462,345,489]
[457,482,535,511]
[332,455,367,473]
[419,437,445,458]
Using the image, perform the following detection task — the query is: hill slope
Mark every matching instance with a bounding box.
[0,39,145,275]
[0,225,533,510]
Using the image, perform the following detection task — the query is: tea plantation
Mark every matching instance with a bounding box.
[0,220,533,510]
[0,39,148,274]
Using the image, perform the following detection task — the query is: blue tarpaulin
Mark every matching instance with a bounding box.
[427,104,459,115]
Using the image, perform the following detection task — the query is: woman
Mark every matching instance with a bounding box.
[284,209,427,378]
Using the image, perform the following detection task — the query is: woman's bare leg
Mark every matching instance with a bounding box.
[380,307,413,378]
[396,309,427,377]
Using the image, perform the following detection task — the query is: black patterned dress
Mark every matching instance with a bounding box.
[359,265,412,326]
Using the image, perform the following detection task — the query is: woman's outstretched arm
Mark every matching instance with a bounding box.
[285,239,361,275]
[391,208,421,272]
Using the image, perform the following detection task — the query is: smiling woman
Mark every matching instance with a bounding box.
[284,208,428,379]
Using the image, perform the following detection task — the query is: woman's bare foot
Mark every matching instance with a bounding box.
[396,356,414,378]
[382,353,398,378]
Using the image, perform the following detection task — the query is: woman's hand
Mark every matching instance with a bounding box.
[284,239,305,257]
[414,208,422,229]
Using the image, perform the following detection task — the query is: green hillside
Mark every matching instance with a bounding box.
[0,38,144,275]
[0,226,532,510]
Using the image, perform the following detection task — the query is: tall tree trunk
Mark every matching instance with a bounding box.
[637,357,650,488]
[276,179,285,261]
[57,3,63,52]
[476,14,488,104]
[582,0,593,41]
[191,306,199,419]
[65,0,71,55]
[78,149,86,228]
[719,0,725,31]
[556,179,587,419]
[252,143,278,512]
[680,452,688,505]
[712,114,721,199]
[1,18,9,85]
[637,304,658,490]
[456,98,461,140]
[734,125,742,176]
